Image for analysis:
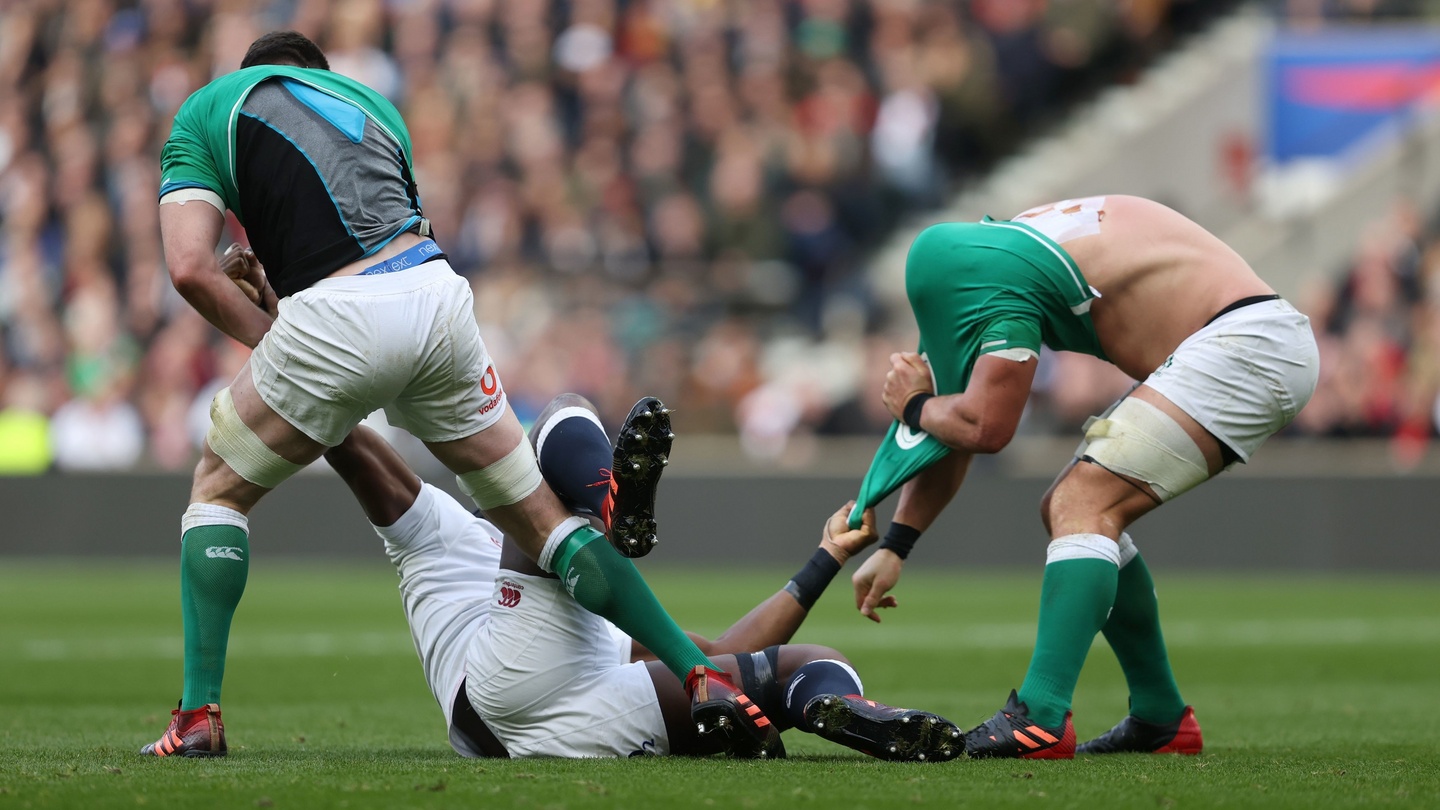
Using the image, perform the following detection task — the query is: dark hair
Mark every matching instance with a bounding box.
[241,31,329,70]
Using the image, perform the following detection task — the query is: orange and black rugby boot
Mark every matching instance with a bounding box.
[1077,706,1203,755]
[140,702,227,758]
[803,694,963,762]
[686,666,785,759]
[965,690,1075,760]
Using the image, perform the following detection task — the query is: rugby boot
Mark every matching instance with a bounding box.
[965,690,1074,760]
[803,694,963,762]
[1077,706,1202,755]
[607,397,673,558]
[686,666,785,759]
[140,702,226,758]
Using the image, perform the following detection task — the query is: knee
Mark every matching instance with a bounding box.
[1038,484,1058,536]
[777,644,848,678]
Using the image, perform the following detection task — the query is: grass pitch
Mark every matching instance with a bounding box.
[1,561,1437,809]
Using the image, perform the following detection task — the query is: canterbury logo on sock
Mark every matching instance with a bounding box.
[564,570,580,595]
[205,547,245,561]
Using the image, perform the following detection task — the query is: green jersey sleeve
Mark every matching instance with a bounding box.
[977,315,1042,357]
[159,97,224,203]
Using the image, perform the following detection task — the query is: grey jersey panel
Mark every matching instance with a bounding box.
[240,81,417,254]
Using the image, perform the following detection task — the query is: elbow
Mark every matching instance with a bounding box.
[168,261,209,298]
[971,419,1017,455]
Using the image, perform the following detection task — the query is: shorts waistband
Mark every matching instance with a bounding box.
[1204,294,1282,327]
[360,239,443,276]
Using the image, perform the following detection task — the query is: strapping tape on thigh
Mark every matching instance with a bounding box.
[207,387,305,489]
[1080,398,1208,502]
[456,440,543,511]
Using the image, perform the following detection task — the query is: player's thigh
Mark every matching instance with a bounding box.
[192,363,326,509]
[424,405,528,475]
[1128,385,1227,474]
[228,361,329,463]
[1047,384,1224,538]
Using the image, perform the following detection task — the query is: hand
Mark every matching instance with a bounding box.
[852,549,902,623]
[220,243,278,318]
[820,501,877,565]
[882,352,934,422]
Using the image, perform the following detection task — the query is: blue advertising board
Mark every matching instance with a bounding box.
[1268,27,1440,163]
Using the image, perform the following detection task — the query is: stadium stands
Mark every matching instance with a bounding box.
[4,0,1428,474]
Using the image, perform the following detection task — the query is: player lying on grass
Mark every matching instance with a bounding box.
[316,394,963,760]
[849,195,1320,758]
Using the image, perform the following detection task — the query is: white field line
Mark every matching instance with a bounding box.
[807,617,1440,651]
[11,617,1440,661]
[16,631,416,661]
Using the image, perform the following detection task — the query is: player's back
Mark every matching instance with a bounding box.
[1040,195,1277,378]
[160,66,423,297]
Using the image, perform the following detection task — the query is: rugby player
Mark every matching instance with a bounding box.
[145,31,770,757]
[847,195,1320,758]
[318,394,963,761]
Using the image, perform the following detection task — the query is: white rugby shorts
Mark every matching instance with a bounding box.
[464,572,668,758]
[251,260,506,447]
[1143,299,1319,462]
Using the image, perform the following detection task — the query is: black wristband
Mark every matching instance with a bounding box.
[784,547,843,610]
[902,393,933,432]
[878,522,921,560]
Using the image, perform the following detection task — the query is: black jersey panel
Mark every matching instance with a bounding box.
[234,112,364,298]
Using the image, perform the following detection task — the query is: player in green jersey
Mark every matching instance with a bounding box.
[847,195,1319,758]
[145,31,773,758]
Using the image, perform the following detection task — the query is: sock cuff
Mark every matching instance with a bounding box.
[534,407,605,458]
[1117,532,1139,568]
[539,515,598,573]
[182,503,248,536]
[815,658,864,695]
[785,658,865,707]
[1046,533,1120,567]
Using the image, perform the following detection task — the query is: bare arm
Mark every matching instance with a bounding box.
[850,451,970,622]
[160,201,274,349]
[881,352,1037,454]
[630,504,879,661]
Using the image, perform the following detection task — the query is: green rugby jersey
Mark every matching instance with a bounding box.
[160,66,423,297]
[848,217,1104,528]
[907,218,1104,395]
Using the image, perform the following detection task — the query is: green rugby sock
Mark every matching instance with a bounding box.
[1016,534,1119,728]
[179,505,251,710]
[551,523,713,681]
[1102,536,1185,724]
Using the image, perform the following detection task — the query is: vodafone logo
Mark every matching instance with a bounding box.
[478,365,504,416]
[497,580,523,608]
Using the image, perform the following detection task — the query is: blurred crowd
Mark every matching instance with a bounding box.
[1293,202,1440,465]
[5,0,1411,477]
